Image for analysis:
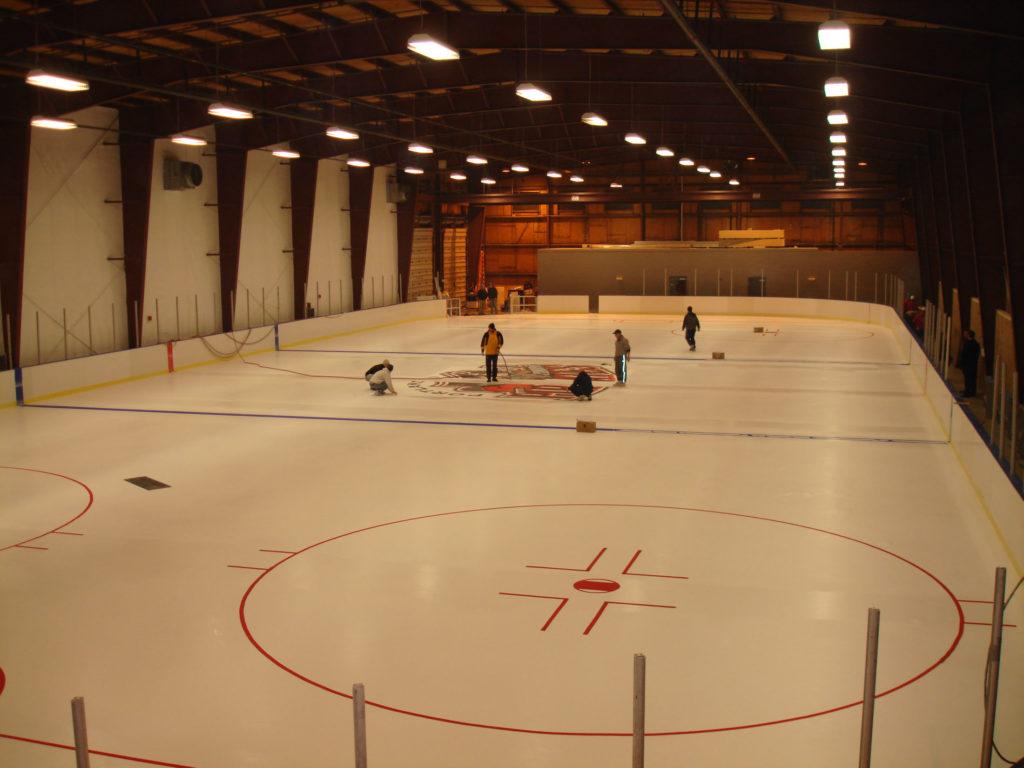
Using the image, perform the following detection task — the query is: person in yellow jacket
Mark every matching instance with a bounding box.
[480,322,504,382]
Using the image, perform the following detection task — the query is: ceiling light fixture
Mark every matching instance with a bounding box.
[25,69,89,92]
[833,158,846,166]
[624,132,646,145]
[824,76,849,97]
[466,155,488,165]
[171,134,207,146]
[696,165,711,174]
[481,177,497,185]
[610,182,623,188]
[570,174,584,183]
[511,163,529,173]
[273,149,300,159]
[515,83,551,102]
[581,112,608,127]
[858,161,867,167]
[208,103,253,119]
[326,126,359,140]
[709,171,722,178]
[546,170,562,178]
[30,116,77,130]
[404,166,425,175]
[818,19,851,50]
[656,146,674,157]
[835,181,846,187]
[449,171,467,180]
[827,110,849,125]
[346,158,371,168]
[728,179,740,186]
[830,131,847,143]
[678,157,695,166]
[832,147,847,156]
[407,33,460,61]
[408,142,433,154]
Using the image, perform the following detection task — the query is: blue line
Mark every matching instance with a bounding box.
[24,402,947,444]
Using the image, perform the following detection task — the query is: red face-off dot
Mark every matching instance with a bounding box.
[573,578,620,593]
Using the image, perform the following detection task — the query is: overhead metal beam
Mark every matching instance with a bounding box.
[658,0,795,171]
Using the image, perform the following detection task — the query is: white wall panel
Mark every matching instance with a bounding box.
[307,157,352,316]
[143,127,221,345]
[235,149,293,329]
[22,106,125,364]
[362,165,399,309]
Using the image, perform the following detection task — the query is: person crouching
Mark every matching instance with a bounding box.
[569,370,594,401]
[368,359,397,395]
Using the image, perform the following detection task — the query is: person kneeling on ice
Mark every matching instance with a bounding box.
[368,360,397,395]
[569,370,594,401]
[364,359,393,381]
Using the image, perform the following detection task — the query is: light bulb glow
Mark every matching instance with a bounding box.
[696,165,710,174]
[208,103,253,119]
[171,134,207,146]
[656,146,674,157]
[679,157,695,166]
[408,142,433,154]
[30,116,77,130]
[407,33,460,61]
[709,171,722,178]
[728,179,740,186]
[466,155,488,165]
[624,132,646,145]
[824,76,849,97]
[326,126,359,140]
[346,158,371,167]
[818,19,851,50]
[26,69,89,92]
[570,174,584,183]
[827,110,849,125]
[609,182,623,188]
[511,164,529,173]
[404,166,424,175]
[832,147,847,156]
[516,83,551,102]
[449,171,467,180]
[273,149,300,159]
[830,132,847,143]
[481,177,496,185]
[546,170,562,178]
[581,112,608,126]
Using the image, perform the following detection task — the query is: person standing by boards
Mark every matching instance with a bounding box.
[481,322,504,382]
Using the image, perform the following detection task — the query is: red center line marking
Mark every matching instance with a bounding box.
[526,547,607,573]
[498,593,569,631]
[227,565,269,571]
[621,549,688,579]
[15,544,48,550]
[965,621,1017,628]
[0,732,198,767]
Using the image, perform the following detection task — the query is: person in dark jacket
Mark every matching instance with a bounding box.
[569,369,594,400]
[486,283,499,314]
[682,306,701,351]
[957,329,981,397]
[480,322,504,382]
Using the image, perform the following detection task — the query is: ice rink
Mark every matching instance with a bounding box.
[1,311,1021,768]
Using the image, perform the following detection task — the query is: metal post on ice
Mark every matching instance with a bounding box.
[858,608,880,768]
[71,696,91,768]
[979,567,1006,768]
[353,683,368,768]
[632,653,646,768]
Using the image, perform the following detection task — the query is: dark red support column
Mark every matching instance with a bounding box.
[348,167,373,310]
[118,110,154,349]
[289,156,317,320]
[215,127,247,332]
[0,89,31,368]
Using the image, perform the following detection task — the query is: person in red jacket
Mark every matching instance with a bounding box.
[480,322,504,382]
